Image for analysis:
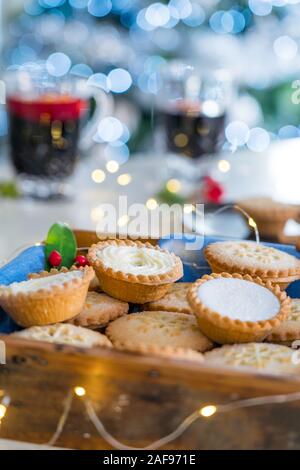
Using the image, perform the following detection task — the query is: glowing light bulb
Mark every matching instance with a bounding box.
[0,404,7,419]
[199,405,217,417]
[248,217,257,229]
[166,178,181,193]
[74,386,86,397]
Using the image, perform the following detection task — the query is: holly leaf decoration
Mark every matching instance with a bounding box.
[45,223,77,270]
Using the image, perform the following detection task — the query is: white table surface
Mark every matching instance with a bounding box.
[0,138,300,261]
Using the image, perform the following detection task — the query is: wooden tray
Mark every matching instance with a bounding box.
[0,230,300,450]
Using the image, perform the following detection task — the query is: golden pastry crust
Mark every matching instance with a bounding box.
[113,341,204,363]
[143,282,192,314]
[0,266,94,327]
[12,323,112,349]
[266,299,300,343]
[205,241,300,288]
[204,343,299,375]
[187,273,290,344]
[88,239,183,285]
[67,291,129,329]
[87,239,183,303]
[106,311,213,352]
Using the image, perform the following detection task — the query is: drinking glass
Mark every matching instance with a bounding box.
[158,61,232,160]
[5,62,112,198]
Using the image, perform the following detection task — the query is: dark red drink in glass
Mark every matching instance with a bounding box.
[162,100,226,158]
[5,63,111,198]
[7,94,88,179]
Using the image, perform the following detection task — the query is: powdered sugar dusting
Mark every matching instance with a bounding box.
[8,270,83,294]
[197,278,280,321]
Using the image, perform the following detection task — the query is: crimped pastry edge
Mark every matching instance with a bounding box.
[205,242,300,279]
[0,265,95,301]
[87,239,183,285]
[187,272,291,341]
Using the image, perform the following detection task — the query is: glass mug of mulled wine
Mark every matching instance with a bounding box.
[157,62,232,160]
[5,63,113,198]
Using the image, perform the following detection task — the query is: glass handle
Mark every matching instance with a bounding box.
[79,87,114,152]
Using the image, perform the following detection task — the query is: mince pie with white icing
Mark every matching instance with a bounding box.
[187,273,290,344]
[0,266,94,327]
[87,239,183,303]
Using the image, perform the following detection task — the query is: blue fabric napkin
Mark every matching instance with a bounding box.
[0,245,45,333]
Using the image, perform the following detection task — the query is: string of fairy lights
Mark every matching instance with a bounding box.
[1,385,300,449]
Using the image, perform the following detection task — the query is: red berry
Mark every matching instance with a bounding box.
[74,255,89,267]
[202,176,224,204]
[48,250,62,267]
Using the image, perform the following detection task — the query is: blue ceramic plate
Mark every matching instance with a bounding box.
[0,236,299,333]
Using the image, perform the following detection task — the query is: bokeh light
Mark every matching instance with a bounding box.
[107,68,132,93]
[210,9,246,34]
[146,198,158,210]
[88,0,112,17]
[218,159,231,173]
[91,169,106,183]
[117,173,132,185]
[225,121,250,146]
[97,117,124,143]
[46,52,71,77]
[104,142,130,165]
[106,160,120,173]
[166,178,181,193]
[248,0,272,16]
[273,36,298,60]
[209,11,226,34]
[136,8,155,31]
[87,73,108,91]
[246,127,270,152]
[182,3,206,27]
[169,0,192,19]
[278,125,300,139]
[24,0,44,15]
[145,3,170,28]
[70,63,93,77]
